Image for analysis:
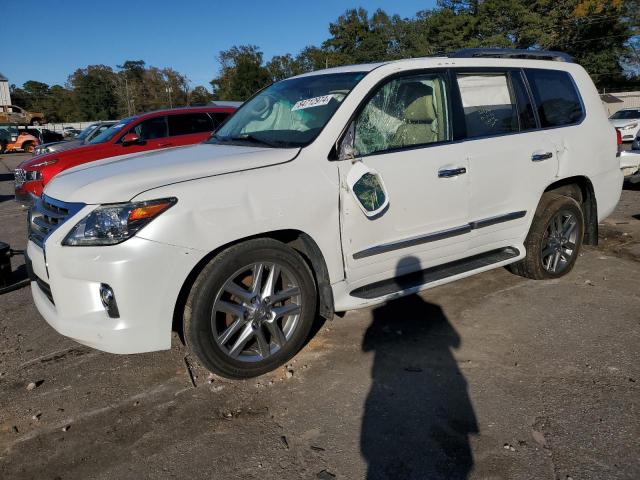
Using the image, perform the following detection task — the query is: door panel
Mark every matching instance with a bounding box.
[338,71,471,286]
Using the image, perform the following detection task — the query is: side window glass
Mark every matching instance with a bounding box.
[168,113,214,136]
[525,69,583,127]
[212,112,231,128]
[457,73,518,138]
[511,72,537,130]
[354,73,450,156]
[130,116,168,140]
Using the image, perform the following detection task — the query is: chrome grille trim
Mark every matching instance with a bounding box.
[14,168,26,188]
[28,195,85,248]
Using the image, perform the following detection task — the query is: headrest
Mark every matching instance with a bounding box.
[397,82,436,123]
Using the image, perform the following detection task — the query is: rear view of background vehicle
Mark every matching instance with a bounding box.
[610,108,640,142]
[0,123,39,153]
[14,106,236,203]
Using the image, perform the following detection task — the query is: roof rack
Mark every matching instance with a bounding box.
[448,48,574,63]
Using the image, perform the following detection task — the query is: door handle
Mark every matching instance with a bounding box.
[531,151,553,162]
[158,142,173,148]
[438,167,467,178]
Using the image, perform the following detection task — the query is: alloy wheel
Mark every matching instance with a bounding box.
[211,262,302,362]
[541,210,579,274]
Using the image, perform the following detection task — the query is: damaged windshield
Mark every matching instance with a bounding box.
[209,72,366,148]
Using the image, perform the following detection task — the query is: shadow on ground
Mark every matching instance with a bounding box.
[361,257,478,480]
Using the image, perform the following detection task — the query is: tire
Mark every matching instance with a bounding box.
[509,193,584,280]
[30,119,41,126]
[22,142,35,153]
[184,238,317,379]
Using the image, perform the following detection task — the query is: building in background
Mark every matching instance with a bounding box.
[0,72,11,107]
[600,91,640,116]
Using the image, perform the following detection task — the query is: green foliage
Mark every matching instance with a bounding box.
[210,45,272,101]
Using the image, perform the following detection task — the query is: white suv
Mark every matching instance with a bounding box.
[26,49,622,378]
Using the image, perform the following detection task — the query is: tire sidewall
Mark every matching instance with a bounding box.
[186,240,317,378]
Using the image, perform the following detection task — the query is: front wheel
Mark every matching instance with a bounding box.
[510,194,584,280]
[184,238,317,379]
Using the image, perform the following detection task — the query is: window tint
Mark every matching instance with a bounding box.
[168,113,214,136]
[354,73,450,156]
[130,116,168,140]
[457,73,518,138]
[525,69,583,127]
[211,112,231,128]
[511,72,537,130]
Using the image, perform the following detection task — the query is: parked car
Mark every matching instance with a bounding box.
[26,128,65,144]
[619,150,640,179]
[0,124,39,153]
[63,127,82,138]
[14,106,236,203]
[25,49,622,379]
[0,105,45,125]
[609,108,640,142]
[632,132,640,151]
[33,121,116,156]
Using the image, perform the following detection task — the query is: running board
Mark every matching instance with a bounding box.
[350,247,520,299]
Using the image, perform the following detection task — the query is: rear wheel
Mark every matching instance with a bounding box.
[184,238,317,379]
[22,141,35,153]
[30,119,41,126]
[510,194,584,279]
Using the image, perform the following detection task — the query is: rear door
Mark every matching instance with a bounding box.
[167,112,215,146]
[453,68,558,252]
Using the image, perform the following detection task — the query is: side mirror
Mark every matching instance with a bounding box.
[122,133,143,146]
[338,122,357,160]
[346,161,389,217]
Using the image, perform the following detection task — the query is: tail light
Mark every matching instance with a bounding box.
[616,128,622,146]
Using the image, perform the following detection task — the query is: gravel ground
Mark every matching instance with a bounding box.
[0,153,638,480]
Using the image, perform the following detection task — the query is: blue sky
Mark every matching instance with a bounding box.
[4,0,437,89]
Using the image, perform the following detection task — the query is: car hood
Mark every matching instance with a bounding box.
[610,118,640,128]
[18,142,106,170]
[45,143,300,204]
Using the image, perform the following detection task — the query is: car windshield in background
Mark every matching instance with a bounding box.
[209,72,367,148]
[88,117,136,144]
[611,110,640,120]
[75,124,99,141]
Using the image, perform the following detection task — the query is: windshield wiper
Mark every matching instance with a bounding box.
[215,134,279,148]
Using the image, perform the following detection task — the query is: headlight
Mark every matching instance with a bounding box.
[624,122,638,130]
[62,198,177,246]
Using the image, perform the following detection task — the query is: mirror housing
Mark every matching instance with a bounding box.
[346,161,389,217]
[122,133,144,146]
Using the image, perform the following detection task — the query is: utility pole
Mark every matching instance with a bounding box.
[165,84,173,108]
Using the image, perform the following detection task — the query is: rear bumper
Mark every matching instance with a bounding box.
[27,236,202,354]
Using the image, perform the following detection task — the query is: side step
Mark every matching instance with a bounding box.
[350,247,520,299]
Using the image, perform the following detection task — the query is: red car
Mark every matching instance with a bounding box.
[14,106,236,204]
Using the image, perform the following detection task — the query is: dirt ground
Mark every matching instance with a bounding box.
[0,153,638,480]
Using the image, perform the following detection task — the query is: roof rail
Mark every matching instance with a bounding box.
[448,48,574,63]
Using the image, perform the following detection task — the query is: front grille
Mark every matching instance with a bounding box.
[28,195,85,248]
[35,275,55,305]
[14,168,26,187]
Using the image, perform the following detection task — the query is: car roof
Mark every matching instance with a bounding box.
[291,55,581,80]
[135,106,237,120]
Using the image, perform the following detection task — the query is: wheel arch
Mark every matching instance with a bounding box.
[544,175,598,245]
[172,229,335,343]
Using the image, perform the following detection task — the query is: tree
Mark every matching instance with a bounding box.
[211,45,272,100]
[189,85,212,105]
[68,65,119,120]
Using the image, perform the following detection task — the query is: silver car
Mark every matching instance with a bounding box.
[33,121,116,156]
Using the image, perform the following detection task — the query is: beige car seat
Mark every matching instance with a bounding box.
[392,83,438,147]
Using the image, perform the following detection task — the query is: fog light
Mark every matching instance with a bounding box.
[99,283,120,318]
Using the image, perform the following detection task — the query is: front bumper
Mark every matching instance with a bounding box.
[619,150,640,179]
[27,236,202,354]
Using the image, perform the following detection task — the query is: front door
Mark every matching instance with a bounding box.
[338,71,471,287]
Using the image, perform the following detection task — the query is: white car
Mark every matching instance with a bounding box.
[26,49,622,378]
[610,108,640,142]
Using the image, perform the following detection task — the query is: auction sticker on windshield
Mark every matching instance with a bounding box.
[291,95,334,111]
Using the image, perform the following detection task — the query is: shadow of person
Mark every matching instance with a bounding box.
[361,256,478,480]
